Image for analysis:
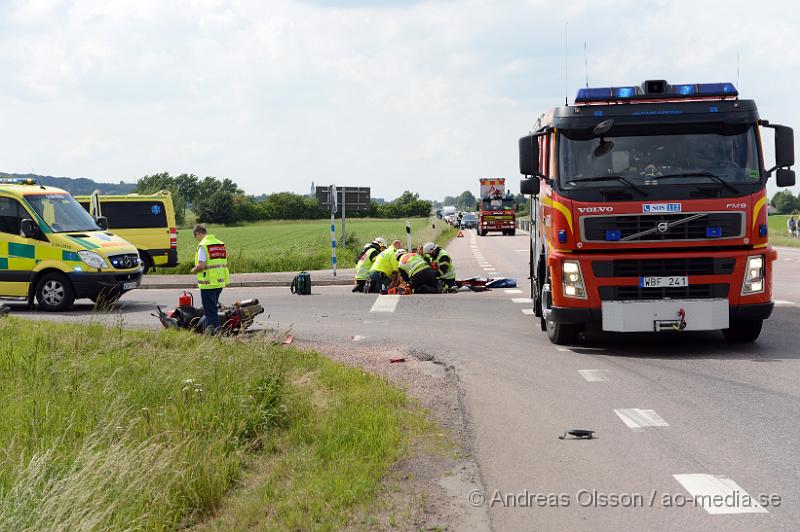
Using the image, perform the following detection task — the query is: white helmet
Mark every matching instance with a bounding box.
[422,242,437,255]
[373,237,387,248]
[395,249,407,260]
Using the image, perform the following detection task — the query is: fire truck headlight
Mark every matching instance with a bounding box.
[562,260,587,299]
[742,255,765,295]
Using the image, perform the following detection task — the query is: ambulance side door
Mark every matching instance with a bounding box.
[0,195,37,297]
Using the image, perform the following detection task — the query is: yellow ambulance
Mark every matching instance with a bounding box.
[76,190,178,273]
[0,178,142,311]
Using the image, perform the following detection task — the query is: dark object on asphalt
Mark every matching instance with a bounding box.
[558,429,595,440]
[291,271,312,295]
[486,277,517,288]
[153,291,264,335]
[389,357,406,363]
[0,304,10,317]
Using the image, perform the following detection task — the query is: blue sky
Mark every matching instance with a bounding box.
[1,0,798,199]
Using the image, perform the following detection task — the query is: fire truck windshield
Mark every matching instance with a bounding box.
[558,124,761,192]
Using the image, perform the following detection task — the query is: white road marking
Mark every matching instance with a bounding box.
[521,309,535,315]
[578,369,610,382]
[483,267,495,271]
[370,295,400,313]
[504,289,523,294]
[513,249,528,252]
[554,346,570,352]
[774,299,797,306]
[614,408,669,429]
[673,474,768,514]
[511,298,533,304]
[351,335,367,342]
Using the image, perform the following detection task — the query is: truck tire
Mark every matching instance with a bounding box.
[722,320,763,342]
[508,229,516,236]
[36,272,76,312]
[546,318,581,345]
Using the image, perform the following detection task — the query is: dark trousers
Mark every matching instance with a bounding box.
[440,277,456,288]
[368,271,389,293]
[200,287,223,331]
[353,280,367,293]
[410,269,438,294]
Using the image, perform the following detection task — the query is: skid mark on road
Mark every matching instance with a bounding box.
[578,369,610,382]
[370,295,399,313]
[673,474,768,514]
[614,408,669,429]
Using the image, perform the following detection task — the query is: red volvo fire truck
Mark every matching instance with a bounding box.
[478,177,516,236]
[519,80,795,344]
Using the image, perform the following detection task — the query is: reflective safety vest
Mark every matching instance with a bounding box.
[370,246,398,276]
[356,247,380,280]
[398,253,430,277]
[195,234,229,290]
[434,248,456,280]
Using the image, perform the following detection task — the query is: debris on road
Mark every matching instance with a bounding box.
[283,334,294,345]
[558,429,595,440]
[389,357,406,363]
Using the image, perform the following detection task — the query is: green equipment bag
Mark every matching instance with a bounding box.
[291,272,312,295]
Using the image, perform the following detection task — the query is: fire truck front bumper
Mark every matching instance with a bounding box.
[550,301,774,332]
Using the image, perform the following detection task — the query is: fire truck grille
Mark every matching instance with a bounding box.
[581,212,744,242]
[598,283,729,301]
[592,258,736,278]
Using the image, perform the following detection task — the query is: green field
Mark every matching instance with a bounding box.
[160,217,456,274]
[0,318,430,529]
[768,214,800,247]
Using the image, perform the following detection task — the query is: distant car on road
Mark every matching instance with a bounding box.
[460,213,478,229]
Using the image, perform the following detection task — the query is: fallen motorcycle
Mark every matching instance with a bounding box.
[153,291,264,334]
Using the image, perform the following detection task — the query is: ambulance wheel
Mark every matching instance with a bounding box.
[545,318,581,345]
[138,251,152,274]
[722,320,763,342]
[36,273,75,312]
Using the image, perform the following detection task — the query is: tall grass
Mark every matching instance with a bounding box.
[159,217,457,274]
[0,317,425,530]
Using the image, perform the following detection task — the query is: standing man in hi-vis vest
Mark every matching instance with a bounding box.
[190,224,230,333]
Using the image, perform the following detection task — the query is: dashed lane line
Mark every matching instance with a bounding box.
[511,298,533,304]
[673,474,768,514]
[614,408,669,429]
[370,295,400,313]
[578,369,610,382]
[504,289,523,294]
[521,309,535,315]
[351,335,367,342]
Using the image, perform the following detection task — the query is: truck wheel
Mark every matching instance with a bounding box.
[546,318,581,345]
[36,273,76,312]
[722,320,763,342]
[508,229,516,236]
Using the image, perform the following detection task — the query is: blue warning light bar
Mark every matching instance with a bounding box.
[575,81,738,103]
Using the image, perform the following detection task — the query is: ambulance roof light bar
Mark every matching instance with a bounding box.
[0,177,39,185]
[574,80,738,104]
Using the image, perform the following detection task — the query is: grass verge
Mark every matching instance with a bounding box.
[0,318,427,530]
[157,217,457,274]
[768,214,800,247]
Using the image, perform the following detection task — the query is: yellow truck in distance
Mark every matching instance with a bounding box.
[76,190,178,273]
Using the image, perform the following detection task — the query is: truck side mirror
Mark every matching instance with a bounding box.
[774,125,795,169]
[96,216,109,230]
[519,134,540,176]
[520,178,540,196]
[20,219,37,239]
[776,168,796,187]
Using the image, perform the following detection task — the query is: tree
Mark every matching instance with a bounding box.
[377,191,432,218]
[771,190,800,214]
[259,192,322,220]
[455,190,476,210]
[195,191,236,224]
[136,172,186,225]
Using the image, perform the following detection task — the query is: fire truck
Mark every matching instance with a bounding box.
[478,177,516,236]
[518,80,795,344]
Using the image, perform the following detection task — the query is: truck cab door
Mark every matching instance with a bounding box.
[0,196,38,297]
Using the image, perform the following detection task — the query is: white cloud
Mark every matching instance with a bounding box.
[0,0,798,199]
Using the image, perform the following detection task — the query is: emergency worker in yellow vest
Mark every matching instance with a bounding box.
[190,224,230,333]
[354,237,386,293]
[368,239,402,293]
[397,251,438,294]
[422,241,456,289]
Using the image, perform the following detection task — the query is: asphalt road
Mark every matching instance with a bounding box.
[8,232,800,531]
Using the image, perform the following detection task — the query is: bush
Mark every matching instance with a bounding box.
[195,191,236,224]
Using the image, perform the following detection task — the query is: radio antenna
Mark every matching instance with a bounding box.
[584,41,589,88]
[736,51,740,88]
[564,22,568,105]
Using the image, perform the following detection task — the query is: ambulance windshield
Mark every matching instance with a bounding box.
[25,193,100,233]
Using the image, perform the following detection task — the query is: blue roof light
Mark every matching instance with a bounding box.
[696,82,738,96]
[674,84,695,95]
[614,86,636,98]
[575,87,613,102]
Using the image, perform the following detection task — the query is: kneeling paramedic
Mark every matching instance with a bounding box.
[397,250,438,294]
[368,239,402,293]
[190,224,230,333]
[354,237,386,292]
[422,242,456,289]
